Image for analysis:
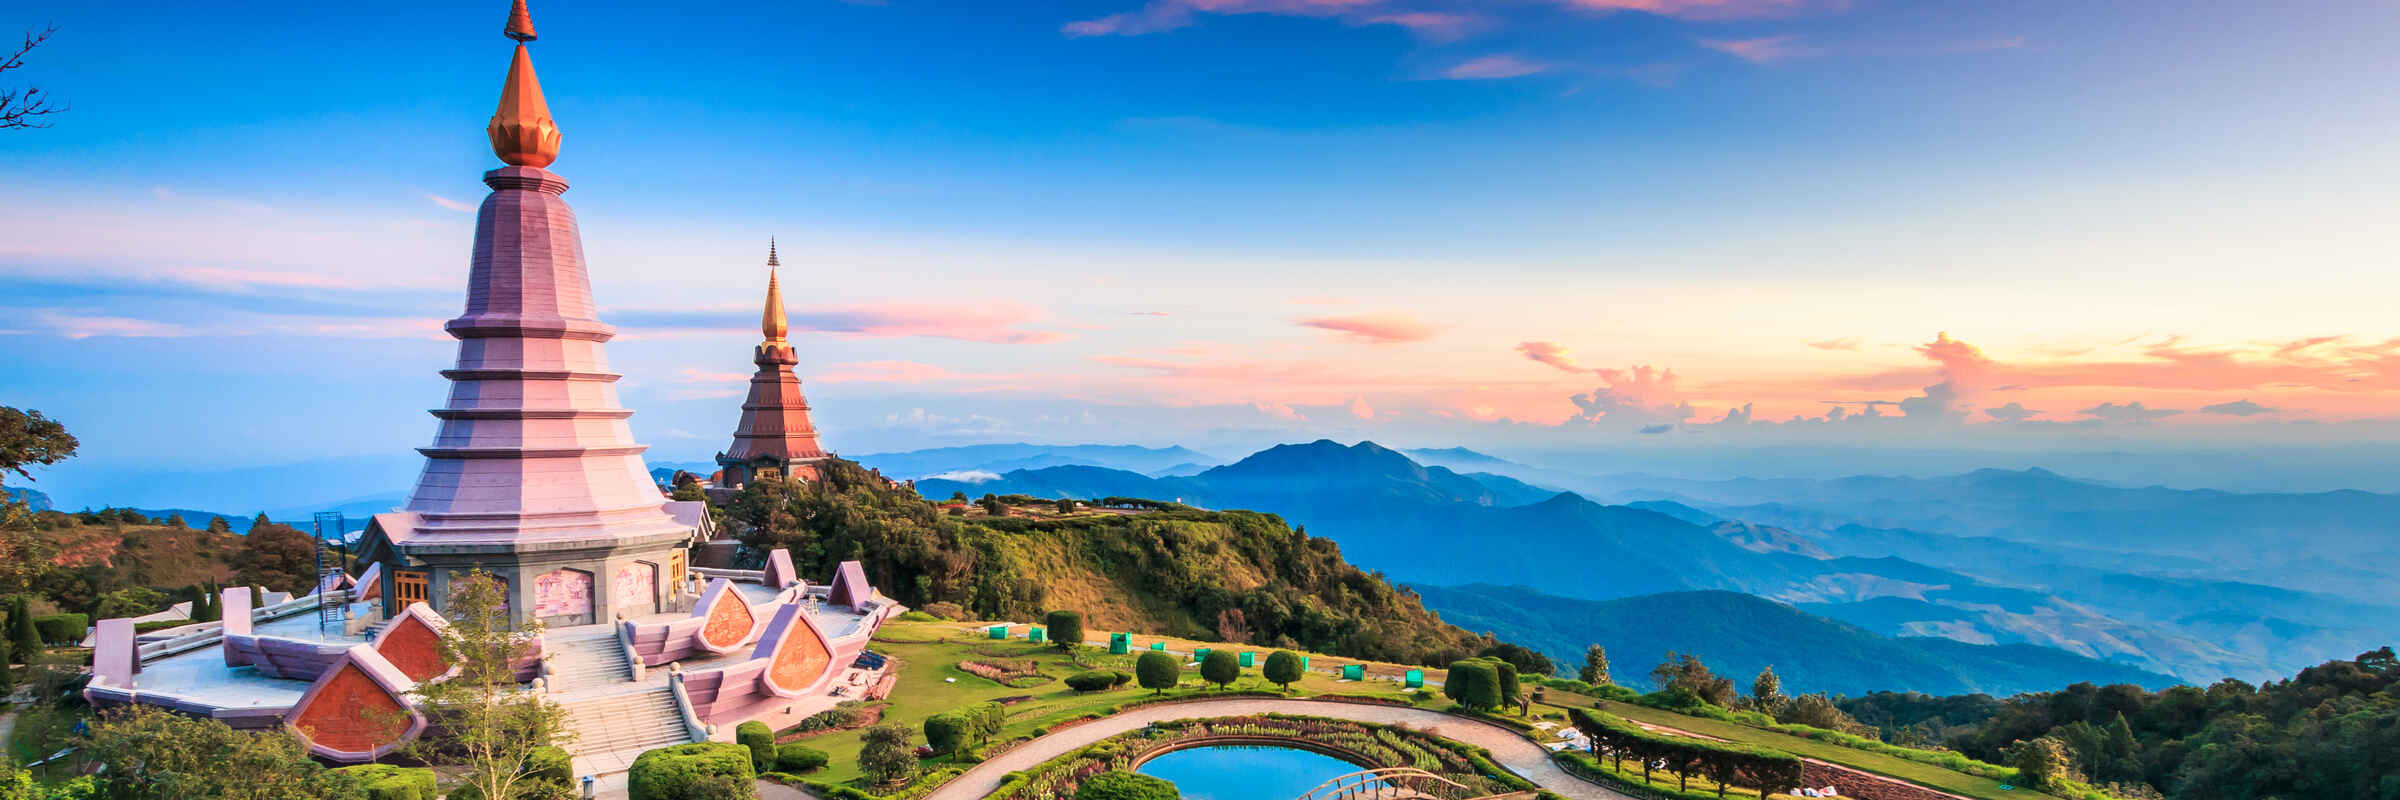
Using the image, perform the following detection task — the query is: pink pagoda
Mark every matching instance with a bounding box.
[356,0,698,627]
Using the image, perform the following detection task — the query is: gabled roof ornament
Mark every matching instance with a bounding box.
[505,0,537,42]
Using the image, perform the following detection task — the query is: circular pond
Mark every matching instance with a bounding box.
[1135,744,1365,800]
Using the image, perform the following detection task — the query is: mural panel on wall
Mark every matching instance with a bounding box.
[533,569,593,620]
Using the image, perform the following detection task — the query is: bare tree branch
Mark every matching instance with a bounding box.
[1,24,66,130]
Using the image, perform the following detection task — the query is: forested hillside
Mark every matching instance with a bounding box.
[725,459,1511,666]
[1840,647,2400,799]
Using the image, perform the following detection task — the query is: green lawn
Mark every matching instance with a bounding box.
[794,621,1431,788]
[1536,692,2060,800]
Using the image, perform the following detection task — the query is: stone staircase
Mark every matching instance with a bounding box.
[544,630,634,687]
[557,686,690,758]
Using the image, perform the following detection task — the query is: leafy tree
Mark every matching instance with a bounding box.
[0,501,56,597]
[0,407,76,482]
[1135,651,1180,694]
[1199,649,1240,689]
[923,712,968,754]
[856,724,918,786]
[399,570,570,800]
[92,587,166,620]
[83,706,362,799]
[1262,650,1304,691]
[206,516,232,534]
[1477,641,1553,677]
[7,596,37,662]
[234,515,319,594]
[163,513,186,529]
[1055,497,1077,514]
[1580,644,1611,685]
[1044,609,1084,651]
[1444,659,1502,711]
[1751,665,1783,714]
[2007,736,2074,791]
[1214,608,1250,644]
[968,701,1006,744]
[978,493,1006,516]
[1074,771,1180,800]
[1779,693,1871,736]
[670,482,707,503]
[1651,651,1738,708]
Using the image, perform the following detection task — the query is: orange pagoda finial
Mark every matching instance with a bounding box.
[505,0,537,42]
[762,243,789,342]
[487,0,559,168]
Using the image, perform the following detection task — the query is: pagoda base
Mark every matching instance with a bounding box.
[376,528,695,629]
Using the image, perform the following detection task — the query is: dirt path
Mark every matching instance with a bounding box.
[917,697,1634,800]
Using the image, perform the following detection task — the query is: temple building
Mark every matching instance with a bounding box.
[348,0,701,628]
[712,244,833,490]
[83,2,903,774]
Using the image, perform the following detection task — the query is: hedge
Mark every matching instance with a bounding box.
[331,764,437,800]
[775,744,830,773]
[1569,708,1803,799]
[737,720,777,772]
[33,614,87,645]
[628,742,756,800]
[1065,670,1119,692]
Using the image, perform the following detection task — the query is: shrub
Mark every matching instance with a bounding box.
[1263,650,1303,690]
[737,720,776,773]
[1200,649,1240,688]
[32,614,86,645]
[1075,771,1180,800]
[1445,660,1500,710]
[628,742,756,800]
[921,602,967,620]
[1044,610,1085,650]
[1065,670,1119,693]
[925,712,970,754]
[1110,670,1133,687]
[1135,651,1180,693]
[858,724,919,785]
[332,764,438,800]
[775,744,830,773]
[896,610,940,622]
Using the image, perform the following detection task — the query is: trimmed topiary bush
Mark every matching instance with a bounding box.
[1135,651,1179,694]
[1065,670,1118,693]
[1075,771,1181,800]
[1200,649,1240,688]
[736,720,776,773]
[33,613,87,646]
[1044,610,1085,650]
[775,743,830,773]
[332,764,437,800]
[629,742,757,800]
[925,711,970,754]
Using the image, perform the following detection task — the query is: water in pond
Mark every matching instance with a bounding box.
[1137,745,1364,800]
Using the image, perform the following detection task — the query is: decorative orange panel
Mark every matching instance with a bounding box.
[290,662,408,755]
[375,612,450,683]
[701,593,755,650]
[769,621,832,692]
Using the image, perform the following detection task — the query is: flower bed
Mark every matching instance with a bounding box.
[960,659,1051,688]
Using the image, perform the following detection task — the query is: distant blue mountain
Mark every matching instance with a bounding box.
[850,443,1222,481]
[1409,584,2178,697]
[4,485,52,511]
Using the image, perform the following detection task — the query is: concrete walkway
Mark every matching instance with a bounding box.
[917,698,1635,800]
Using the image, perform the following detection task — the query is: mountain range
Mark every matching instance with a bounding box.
[1411,584,2175,697]
[911,440,2400,686]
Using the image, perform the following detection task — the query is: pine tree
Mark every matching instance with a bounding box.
[9,596,37,663]
[1580,644,1611,685]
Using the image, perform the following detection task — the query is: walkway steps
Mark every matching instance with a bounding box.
[546,631,634,687]
[558,686,690,758]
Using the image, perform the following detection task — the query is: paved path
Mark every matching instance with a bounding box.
[919,698,1633,800]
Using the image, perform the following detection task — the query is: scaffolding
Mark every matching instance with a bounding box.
[313,511,347,633]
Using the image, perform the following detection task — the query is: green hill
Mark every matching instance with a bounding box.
[725,459,1506,666]
[1410,583,2176,697]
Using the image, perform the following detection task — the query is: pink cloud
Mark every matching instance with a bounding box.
[1561,0,1838,21]
[815,360,1025,385]
[1699,34,1821,63]
[676,368,751,384]
[1065,0,1376,36]
[1808,337,1863,351]
[1518,340,1587,373]
[424,193,474,212]
[33,312,189,340]
[1442,54,1546,80]
[1360,11,1485,42]
[614,302,1068,345]
[1297,313,1440,344]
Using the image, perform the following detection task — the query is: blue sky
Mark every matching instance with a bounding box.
[6,0,2400,509]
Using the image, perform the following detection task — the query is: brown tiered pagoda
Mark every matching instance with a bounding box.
[714,243,832,489]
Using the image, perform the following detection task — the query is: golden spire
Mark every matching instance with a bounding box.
[487,1,559,168]
[762,241,789,342]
